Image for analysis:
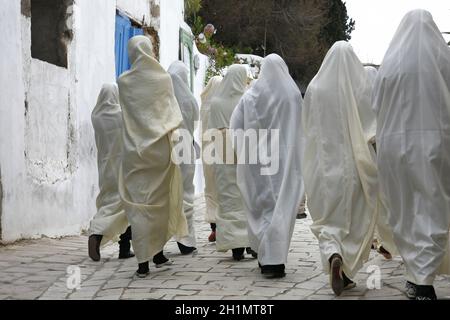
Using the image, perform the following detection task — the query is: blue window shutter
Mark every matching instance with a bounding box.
[115,13,144,78]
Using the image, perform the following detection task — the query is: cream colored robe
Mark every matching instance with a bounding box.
[89,83,129,246]
[302,41,378,278]
[373,10,450,285]
[117,36,188,263]
[168,61,199,248]
[230,54,305,265]
[208,65,250,251]
[200,76,222,223]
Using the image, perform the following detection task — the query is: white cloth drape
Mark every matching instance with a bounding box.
[89,83,129,246]
[117,36,188,263]
[230,54,305,266]
[360,66,398,257]
[209,65,250,251]
[302,41,378,278]
[168,61,199,248]
[373,9,450,285]
[200,76,222,223]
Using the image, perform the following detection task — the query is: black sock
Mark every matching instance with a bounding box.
[137,261,149,274]
[210,223,216,232]
[153,251,169,264]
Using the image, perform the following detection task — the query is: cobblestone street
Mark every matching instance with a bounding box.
[0,196,449,300]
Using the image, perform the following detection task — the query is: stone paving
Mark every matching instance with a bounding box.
[0,196,449,300]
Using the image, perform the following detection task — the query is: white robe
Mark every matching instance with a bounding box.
[302,41,378,278]
[89,83,129,246]
[200,76,222,223]
[208,65,250,251]
[361,66,398,257]
[373,9,450,285]
[168,61,199,248]
[117,36,188,263]
[230,54,305,266]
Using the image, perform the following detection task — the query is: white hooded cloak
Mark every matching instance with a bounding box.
[208,65,250,251]
[373,10,450,285]
[230,54,305,266]
[168,61,199,248]
[302,41,378,278]
[89,83,129,246]
[200,76,223,223]
[117,36,188,263]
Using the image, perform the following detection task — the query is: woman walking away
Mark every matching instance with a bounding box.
[231,54,305,278]
[168,61,199,255]
[373,10,450,300]
[302,41,378,296]
[88,83,134,262]
[208,65,253,261]
[200,76,223,242]
[118,36,188,278]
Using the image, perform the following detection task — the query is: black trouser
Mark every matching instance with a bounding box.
[118,226,132,252]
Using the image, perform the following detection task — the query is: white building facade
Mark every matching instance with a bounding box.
[0,0,205,243]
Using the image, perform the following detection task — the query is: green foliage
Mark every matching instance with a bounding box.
[185,0,202,19]
[320,0,355,46]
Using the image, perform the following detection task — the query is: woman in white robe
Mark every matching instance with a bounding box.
[200,76,223,242]
[117,36,188,277]
[302,41,378,296]
[168,61,199,254]
[230,54,305,278]
[208,64,252,260]
[360,66,398,260]
[88,83,134,261]
[373,9,450,300]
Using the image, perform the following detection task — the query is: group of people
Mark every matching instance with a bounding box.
[87,9,450,300]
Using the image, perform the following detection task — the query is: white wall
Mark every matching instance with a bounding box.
[159,0,185,69]
[117,0,151,24]
[0,0,155,243]
[0,0,191,242]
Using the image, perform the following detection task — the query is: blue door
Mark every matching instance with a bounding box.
[115,13,144,78]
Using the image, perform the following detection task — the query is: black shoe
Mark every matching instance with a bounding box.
[177,242,197,255]
[343,272,356,290]
[232,248,245,261]
[297,213,307,219]
[135,261,150,278]
[329,253,344,296]
[261,264,286,279]
[246,247,258,259]
[406,282,437,300]
[153,251,173,268]
[119,250,135,259]
[88,234,103,261]
[118,226,134,259]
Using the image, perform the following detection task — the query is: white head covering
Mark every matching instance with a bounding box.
[209,65,248,129]
[302,41,378,278]
[118,36,183,150]
[168,61,199,135]
[373,9,450,285]
[230,54,305,265]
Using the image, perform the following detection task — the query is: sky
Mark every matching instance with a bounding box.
[345,0,450,64]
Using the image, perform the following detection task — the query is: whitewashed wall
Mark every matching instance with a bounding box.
[159,0,185,69]
[0,0,192,242]
[0,0,176,243]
